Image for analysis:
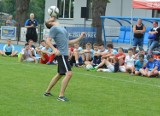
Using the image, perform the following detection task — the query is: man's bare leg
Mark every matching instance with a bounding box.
[59,71,72,97]
[45,73,62,93]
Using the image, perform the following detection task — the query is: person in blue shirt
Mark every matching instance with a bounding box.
[135,54,147,76]
[25,13,38,42]
[0,39,18,56]
[140,54,159,77]
[158,61,160,76]
[44,17,86,101]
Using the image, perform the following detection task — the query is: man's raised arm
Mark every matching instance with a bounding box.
[69,32,86,45]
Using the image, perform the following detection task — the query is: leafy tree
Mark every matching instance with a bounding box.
[92,0,110,44]
[15,0,30,27]
[1,0,45,26]
[1,0,16,15]
[29,0,45,24]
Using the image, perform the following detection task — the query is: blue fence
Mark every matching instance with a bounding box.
[100,16,160,47]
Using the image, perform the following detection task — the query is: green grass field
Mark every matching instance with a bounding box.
[0,56,160,116]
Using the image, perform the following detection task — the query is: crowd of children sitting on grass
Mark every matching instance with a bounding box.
[0,39,160,78]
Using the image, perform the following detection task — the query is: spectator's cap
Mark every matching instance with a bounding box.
[147,54,153,60]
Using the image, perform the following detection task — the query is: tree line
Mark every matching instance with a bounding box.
[0,0,110,43]
[0,0,45,26]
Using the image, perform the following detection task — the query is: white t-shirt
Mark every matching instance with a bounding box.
[125,55,135,66]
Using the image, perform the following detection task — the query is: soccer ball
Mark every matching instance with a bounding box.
[86,64,93,70]
[48,6,59,17]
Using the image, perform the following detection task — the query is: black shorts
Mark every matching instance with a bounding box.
[5,52,12,55]
[57,55,71,75]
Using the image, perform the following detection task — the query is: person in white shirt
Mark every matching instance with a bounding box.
[20,43,38,63]
[119,48,135,75]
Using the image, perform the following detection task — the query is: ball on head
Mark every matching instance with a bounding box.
[48,6,59,17]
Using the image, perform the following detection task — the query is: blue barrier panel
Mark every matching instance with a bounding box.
[0,43,23,53]
[65,27,96,44]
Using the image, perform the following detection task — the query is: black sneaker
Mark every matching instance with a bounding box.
[44,92,53,96]
[57,96,69,101]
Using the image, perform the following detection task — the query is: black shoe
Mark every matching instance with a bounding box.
[75,63,80,67]
[57,96,69,101]
[44,92,53,96]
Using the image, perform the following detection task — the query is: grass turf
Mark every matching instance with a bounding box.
[0,56,160,116]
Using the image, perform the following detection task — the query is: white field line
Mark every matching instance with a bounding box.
[1,62,160,88]
[75,72,160,88]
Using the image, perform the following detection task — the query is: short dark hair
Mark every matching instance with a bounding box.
[128,48,133,52]
[25,43,29,46]
[98,43,104,46]
[139,54,144,59]
[107,43,113,49]
[154,21,158,25]
[147,54,153,60]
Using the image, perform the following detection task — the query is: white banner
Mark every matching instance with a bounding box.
[20,27,27,41]
[1,26,16,40]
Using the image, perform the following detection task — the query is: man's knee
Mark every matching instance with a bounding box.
[66,71,72,77]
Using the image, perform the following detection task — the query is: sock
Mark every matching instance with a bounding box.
[76,60,79,64]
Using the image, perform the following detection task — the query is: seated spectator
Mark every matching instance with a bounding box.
[19,43,38,63]
[35,40,46,57]
[73,43,83,66]
[80,42,94,62]
[92,43,108,65]
[140,54,159,77]
[96,57,119,73]
[114,47,126,66]
[134,54,147,76]
[119,48,135,75]
[0,39,18,57]
[40,43,55,64]
[28,39,36,56]
[92,43,100,66]
[101,43,117,61]
[84,43,99,67]
[134,48,147,60]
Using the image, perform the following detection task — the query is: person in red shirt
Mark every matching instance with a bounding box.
[114,47,126,66]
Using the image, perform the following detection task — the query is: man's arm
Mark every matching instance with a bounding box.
[69,32,86,45]
[141,25,146,33]
[133,25,146,34]
[46,37,58,55]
